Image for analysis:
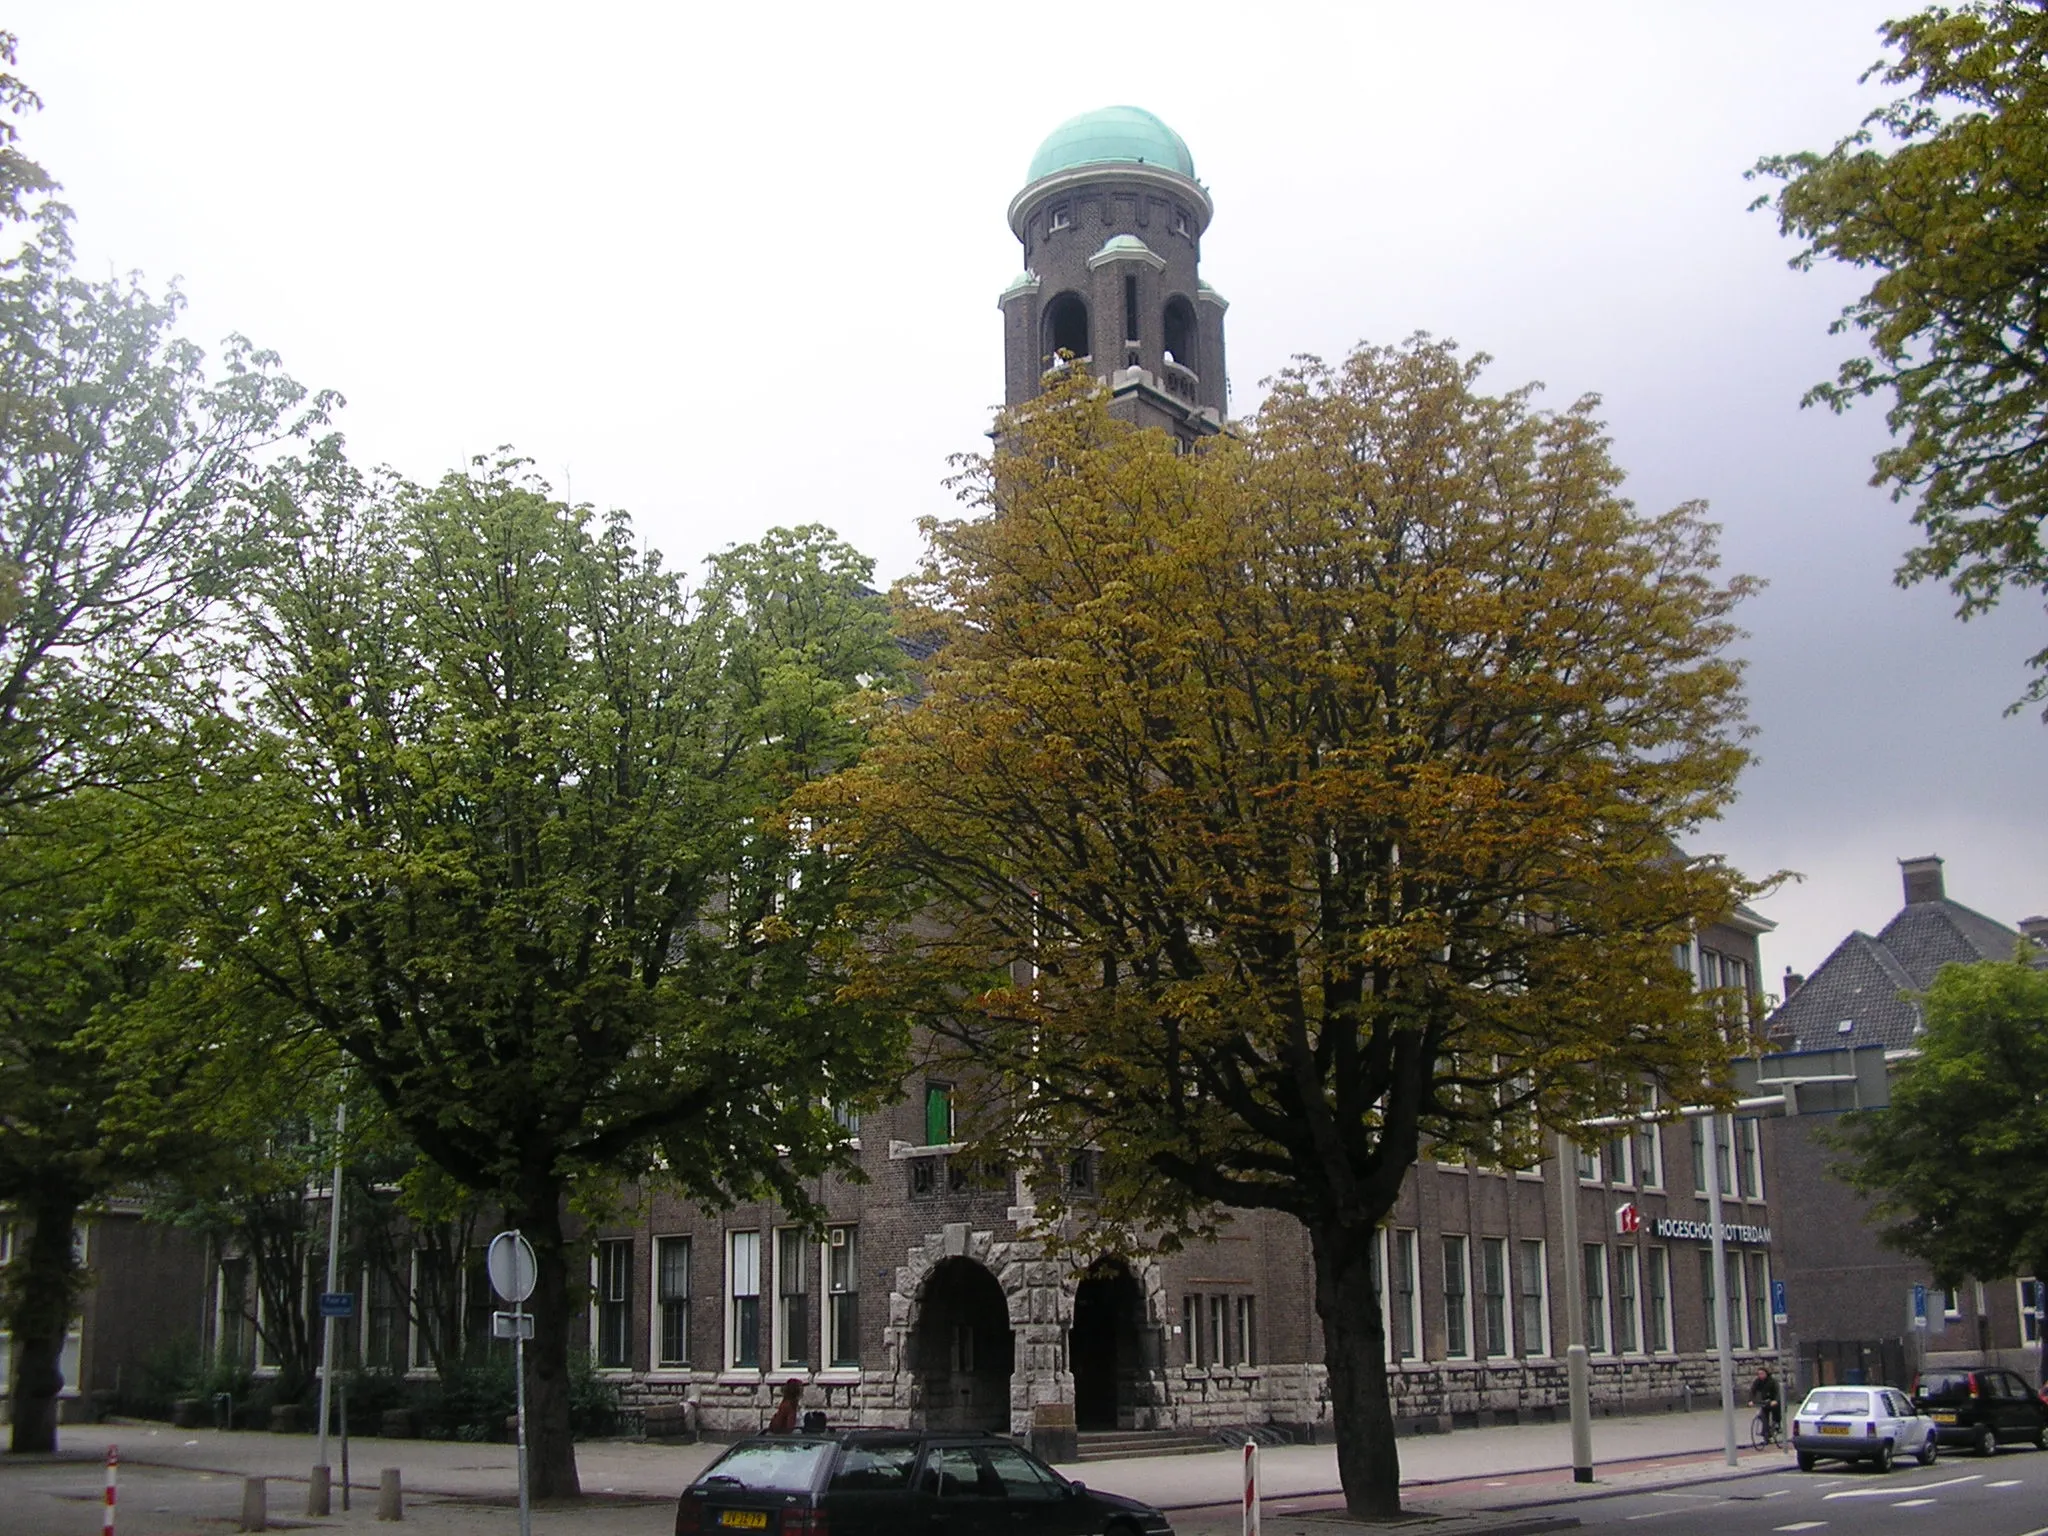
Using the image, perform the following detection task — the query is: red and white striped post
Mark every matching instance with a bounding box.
[103,1445,117,1536]
[1242,1437,1260,1536]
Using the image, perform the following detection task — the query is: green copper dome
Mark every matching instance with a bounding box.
[1025,106,1196,185]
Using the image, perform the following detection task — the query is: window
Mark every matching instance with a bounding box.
[1718,1116,1737,1198]
[1745,1252,1771,1350]
[923,1083,955,1147]
[776,1228,809,1368]
[1725,1252,1748,1349]
[1067,1150,1095,1193]
[1700,1249,1718,1349]
[1172,206,1191,237]
[1123,273,1139,344]
[985,1443,1063,1501]
[597,1239,632,1369]
[730,1231,761,1369]
[1182,1294,1201,1366]
[216,1257,251,1368]
[1480,1238,1510,1358]
[1646,1247,1672,1352]
[1690,1118,1707,1195]
[364,1263,404,1373]
[1583,1246,1608,1353]
[1236,1295,1257,1366]
[1575,1144,1601,1183]
[1942,1286,1962,1321]
[830,1101,861,1138]
[1614,1247,1640,1353]
[1606,1132,1633,1189]
[1517,1240,1549,1357]
[1442,1236,1471,1358]
[1041,291,1089,361]
[2022,1279,2042,1347]
[1392,1230,1420,1361]
[1737,1119,1764,1201]
[408,1249,454,1371]
[1162,294,1199,370]
[1208,1294,1227,1366]
[657,1237,690,1368]
[827,1227,859,1368]
[1636,1121,1663,1190]
[1048,205,1071,232]
[909,1158,936,1197]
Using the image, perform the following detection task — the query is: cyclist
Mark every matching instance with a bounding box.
[1750,1364,1782,1442]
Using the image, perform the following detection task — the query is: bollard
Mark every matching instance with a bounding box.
[239,1476,267,1533]
[1242,1438,1260,1536]
[377,1467,403,1522]
[307,1464,331,1518]
[103,1446,117,1536]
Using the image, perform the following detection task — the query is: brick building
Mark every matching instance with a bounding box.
[1764,855,2048,1389]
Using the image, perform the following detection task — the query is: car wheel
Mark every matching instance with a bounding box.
[1977,1425,1998,1457]
[1797,1451,1817,1472]
[1875,1441,1894,1472]
[2032,1426,2045,1451]
[1918,1433,1938,1467]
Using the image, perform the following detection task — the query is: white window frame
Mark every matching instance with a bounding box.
[774,1226,810,1371]
[823,1226,859,1372]
[1575,1144,1602,1184]
[591,1237,634,1372]
[1745,1250,1774,1351]
[1636,1120,1664,1191]
[1583,1244,1610,1355]
[1606,1131,1634,1190]
[727,1230,762,1374]
[1382,1228,1421,1363]
[653,1234,690,1372]
[1646,1245,1672,1352]
[1613,1246,1641,1354]
[1235,1294,1257,1366]
[1738,1118,1765,1202]
[2021,1278,2042,1346]
[1441,1235,1472,1360]
[1722,1250,1749,1351]
[1517,1239,1551,1359]
[1479,1236,1512,1359]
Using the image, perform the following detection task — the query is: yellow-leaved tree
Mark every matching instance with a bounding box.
[824,336,1767,1518]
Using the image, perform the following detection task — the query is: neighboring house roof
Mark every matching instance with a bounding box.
[1766,887,2042,1052]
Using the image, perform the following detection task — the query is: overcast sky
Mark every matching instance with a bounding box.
[11,1,2044,987]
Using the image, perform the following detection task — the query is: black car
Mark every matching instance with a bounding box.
[1911,1367,2048,1455]
[674,1430,1176,1536]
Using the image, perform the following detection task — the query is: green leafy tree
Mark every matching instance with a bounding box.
[1831,956,2048,1382]
[825,342,1765,1519]
[203,457,905,1495]
[1752,1,2048,713]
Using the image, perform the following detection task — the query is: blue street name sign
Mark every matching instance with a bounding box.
[318,1291,356,1319]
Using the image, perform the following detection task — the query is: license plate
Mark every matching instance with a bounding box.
[717,1513,768,1531]
[1931,1413,1956,1424]
[1820,1425,1850,1436]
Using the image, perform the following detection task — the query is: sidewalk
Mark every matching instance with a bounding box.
[0,1408,1783,1535]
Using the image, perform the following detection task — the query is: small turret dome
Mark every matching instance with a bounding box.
[1025,106,1196,186]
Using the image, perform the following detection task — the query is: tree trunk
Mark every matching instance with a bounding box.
[8,1191,81,1454]
[1308,1213,1403,1519]
[508,1182,581,1500]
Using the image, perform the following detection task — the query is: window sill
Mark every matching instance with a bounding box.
[815,1368,862,1384]
[717,1371,766,1386]
[889,1140,968,1160]
[646,1368,693,1380]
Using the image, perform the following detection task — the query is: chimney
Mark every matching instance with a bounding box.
[2020,915,2048,945]
[1783,969,1804,998]
[1900,855,1945,906]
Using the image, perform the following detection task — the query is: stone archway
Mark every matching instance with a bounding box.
[1070,1257,1147,1431]
[910,1256,1014,1432]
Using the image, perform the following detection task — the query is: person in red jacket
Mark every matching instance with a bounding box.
[766,1379,804,1434]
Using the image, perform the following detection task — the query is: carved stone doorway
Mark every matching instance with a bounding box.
[911,1256,1013,1432]
[1070,1257,1146,1431]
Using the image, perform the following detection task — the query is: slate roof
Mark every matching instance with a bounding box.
[1765,894,2044,1052]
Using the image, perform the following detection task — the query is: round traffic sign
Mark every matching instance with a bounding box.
[487,1231,538,1304]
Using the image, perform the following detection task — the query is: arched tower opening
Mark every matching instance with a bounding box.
[910,1256,1013,1432]
[1042,292,1091,366]
[1163,295,1199,373]
[1070,1256,1146,1431]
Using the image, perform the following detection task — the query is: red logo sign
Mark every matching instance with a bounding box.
[1615,1203,1641,1235]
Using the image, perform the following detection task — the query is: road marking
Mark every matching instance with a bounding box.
[1764,1488,1791,1497]
[1773,1523,1826,1532]
[1990,1478,2023,1488]
[1823,1473,1982,1500]
[1892,1498,1935,1507]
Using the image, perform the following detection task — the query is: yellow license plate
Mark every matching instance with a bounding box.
[1820,1425,1850,1436]
[1932,1413,1956,1424]
[718,1513,768,1531]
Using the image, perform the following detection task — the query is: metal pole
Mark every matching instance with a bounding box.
[1556,1132,1593,1483]
[315,1100,346,1489]
[1703,1112,1738,1466]
[513,1237,531,1536]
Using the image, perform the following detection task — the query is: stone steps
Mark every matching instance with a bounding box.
[1073,1429,1223,1461]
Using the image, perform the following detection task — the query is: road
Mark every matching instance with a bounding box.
[1566,1448,2048,1534]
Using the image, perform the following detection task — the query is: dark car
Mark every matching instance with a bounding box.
[674,1430,1176,1536]
[1911,1367,2048,1455]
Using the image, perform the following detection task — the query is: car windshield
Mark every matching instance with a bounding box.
[695,1441,836,1494]
[1800,1390,1873,1417]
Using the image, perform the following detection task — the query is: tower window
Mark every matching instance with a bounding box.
[1173,207,1192,238]
[1124,274,1139,344]
[1163,296,1198,372]
[1048,205,1071,232]
[1042,292,1090,364]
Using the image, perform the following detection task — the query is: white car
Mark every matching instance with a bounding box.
[1792,1384,1940,1471]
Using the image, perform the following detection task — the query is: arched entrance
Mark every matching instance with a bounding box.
[911,1257,1014,1432]
[1070,1257,1146,1431]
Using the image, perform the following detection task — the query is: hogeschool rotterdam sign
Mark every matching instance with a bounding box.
[1615,1204,1772,1246]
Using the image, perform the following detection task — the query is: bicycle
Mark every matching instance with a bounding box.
[1750,1407,1784,1451]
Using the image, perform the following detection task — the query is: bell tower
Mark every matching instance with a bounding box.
[999,106,1228,444]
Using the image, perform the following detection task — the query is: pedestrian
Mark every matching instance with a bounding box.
[767,1378,805,1434]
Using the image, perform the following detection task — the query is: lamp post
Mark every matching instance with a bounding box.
[1556,1131,1593,1483]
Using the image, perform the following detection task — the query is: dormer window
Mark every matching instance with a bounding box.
[1172,207,1191,238]
[1049,205,1071,232]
